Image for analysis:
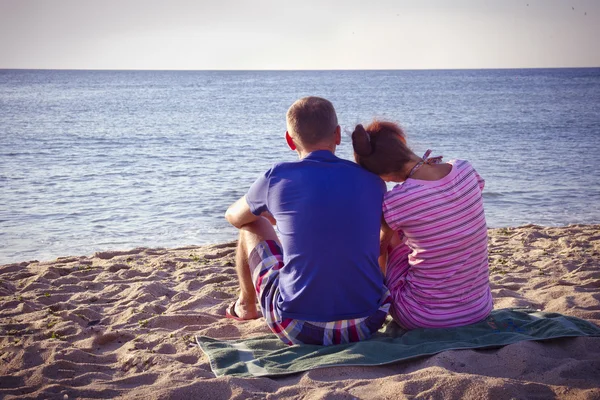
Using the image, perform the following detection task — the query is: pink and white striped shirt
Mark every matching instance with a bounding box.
[383,159,493,329]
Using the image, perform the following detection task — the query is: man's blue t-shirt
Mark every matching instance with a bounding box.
[245,150,387,321]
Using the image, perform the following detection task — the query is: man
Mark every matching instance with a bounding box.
[225,96,390,345]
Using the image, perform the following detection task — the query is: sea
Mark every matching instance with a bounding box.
[1,68,599,264]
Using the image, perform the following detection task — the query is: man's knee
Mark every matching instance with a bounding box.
[238,217,279,255]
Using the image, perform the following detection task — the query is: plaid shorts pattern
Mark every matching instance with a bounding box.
[249,240,391,346]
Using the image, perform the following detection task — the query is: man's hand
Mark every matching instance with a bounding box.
[260,211,277,225]
[225,196,260,229]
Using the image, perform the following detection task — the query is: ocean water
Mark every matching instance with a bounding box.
[1,68,599,264]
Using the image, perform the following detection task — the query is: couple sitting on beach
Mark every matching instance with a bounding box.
[225,96,492,346]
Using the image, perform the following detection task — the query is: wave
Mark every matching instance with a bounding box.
[482,192,504,198]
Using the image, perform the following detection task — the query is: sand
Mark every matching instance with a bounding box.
[1,224,599,399]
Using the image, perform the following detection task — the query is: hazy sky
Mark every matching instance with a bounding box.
[1,0,598,70]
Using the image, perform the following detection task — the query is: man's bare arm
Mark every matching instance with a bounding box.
[225,196,260,229]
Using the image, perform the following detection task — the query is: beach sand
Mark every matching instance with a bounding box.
[1,224,599,399]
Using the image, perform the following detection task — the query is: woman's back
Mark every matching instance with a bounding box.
[383,159,493,329]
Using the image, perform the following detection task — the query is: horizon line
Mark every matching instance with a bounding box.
[1,66,599,73]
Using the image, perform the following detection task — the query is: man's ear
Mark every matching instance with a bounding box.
[335,125,341,145]
[285,131,297,151]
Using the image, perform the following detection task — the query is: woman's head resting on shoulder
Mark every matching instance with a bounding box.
[352,121,418,181]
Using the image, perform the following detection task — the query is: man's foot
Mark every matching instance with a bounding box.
[225,299,259,321]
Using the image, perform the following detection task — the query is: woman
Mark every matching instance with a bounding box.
[352,121,493,329]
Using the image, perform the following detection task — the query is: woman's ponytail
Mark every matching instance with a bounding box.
[352,120,414,177]
[352,124,373,157]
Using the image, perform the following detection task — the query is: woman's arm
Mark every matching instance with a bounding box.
[379,216,394,276]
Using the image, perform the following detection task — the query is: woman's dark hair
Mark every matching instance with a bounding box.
[352,120,414,176]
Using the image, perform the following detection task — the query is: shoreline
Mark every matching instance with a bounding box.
[1,224,599,399]
[2,223,598,267]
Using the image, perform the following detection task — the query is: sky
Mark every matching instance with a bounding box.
[0,0,598,70]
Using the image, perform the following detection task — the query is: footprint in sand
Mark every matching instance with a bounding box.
[92,331,136,350]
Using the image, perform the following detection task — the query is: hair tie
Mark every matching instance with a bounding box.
[352,124,373,156]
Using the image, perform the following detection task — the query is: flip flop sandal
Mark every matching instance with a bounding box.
[225,300,244,321]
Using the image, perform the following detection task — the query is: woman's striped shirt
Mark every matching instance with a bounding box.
[383,159,493,329]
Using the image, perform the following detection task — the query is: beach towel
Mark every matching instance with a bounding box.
[196,308,600,378]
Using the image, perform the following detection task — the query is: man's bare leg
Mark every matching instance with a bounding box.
[233,217,280,320]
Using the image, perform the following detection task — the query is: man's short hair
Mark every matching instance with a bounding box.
[286,97,338,146]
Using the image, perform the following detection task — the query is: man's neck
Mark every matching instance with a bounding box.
[296,144,336,159]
